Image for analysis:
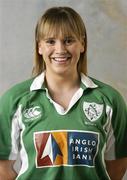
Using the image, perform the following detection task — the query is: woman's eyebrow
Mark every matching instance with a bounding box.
[64,36,75,39]
[44,37,55,40]
[43,36,76,40]
[43,37,56,41]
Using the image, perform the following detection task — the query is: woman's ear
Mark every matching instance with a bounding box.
[80,37,85,53]
[80,45,85,53]
[38,42,43,55]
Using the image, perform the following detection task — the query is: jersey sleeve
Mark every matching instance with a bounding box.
[0,90,20,160]
[105,90,127,160]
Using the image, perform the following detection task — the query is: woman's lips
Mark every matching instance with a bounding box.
[51,56,71,62]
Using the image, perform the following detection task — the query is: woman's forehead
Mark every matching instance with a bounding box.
[41,19,79,36]
[44,31,76,39]
[42,26,78,39]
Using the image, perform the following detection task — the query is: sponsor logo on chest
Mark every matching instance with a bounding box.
[34,130,99,168]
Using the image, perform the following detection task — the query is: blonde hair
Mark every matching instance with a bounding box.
[32,6,87,76]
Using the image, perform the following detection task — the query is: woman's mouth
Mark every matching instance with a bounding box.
[51,56,71,63]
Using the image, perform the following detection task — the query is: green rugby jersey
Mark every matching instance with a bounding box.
[0,72,127,180]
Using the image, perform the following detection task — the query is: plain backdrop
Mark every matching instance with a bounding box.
[0,0,127,179]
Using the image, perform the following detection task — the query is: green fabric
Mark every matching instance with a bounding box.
[0,76,127,180]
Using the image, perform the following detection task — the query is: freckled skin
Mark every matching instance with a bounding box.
[38,35,84,77]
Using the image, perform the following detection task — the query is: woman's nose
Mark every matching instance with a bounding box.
[55,41,66,53]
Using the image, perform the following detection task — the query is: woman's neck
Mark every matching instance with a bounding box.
[44,71,81,109]
[45,71,80,93]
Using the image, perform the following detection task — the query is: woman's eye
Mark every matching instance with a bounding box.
[64,38,75,45]
[46,39,55,45]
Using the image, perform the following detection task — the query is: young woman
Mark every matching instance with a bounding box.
[0,6,127,180]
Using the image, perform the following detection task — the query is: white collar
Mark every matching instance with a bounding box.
[30,72,98,91]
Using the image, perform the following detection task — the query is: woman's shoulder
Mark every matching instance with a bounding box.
[0,77,34,102]
[89,77,125,102]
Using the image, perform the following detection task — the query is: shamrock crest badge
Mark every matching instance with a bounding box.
[83,102,103,122]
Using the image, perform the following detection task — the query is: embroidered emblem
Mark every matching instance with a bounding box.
[83,102,103,122]
[23,106,42,122]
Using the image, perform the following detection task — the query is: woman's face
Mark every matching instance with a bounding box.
[38,33,84,76]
